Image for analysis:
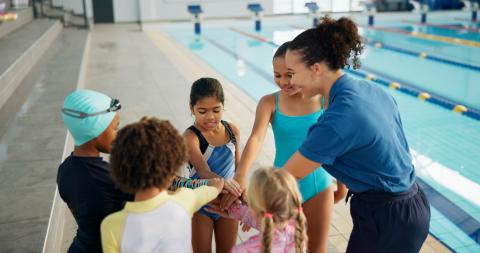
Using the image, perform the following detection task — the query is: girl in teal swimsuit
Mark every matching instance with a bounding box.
[221,42,347,253]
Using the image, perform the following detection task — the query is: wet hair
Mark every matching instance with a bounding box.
[189,77,225,107]
[288,16,364,70]
[247,167,307,253]
[110,117,188,194]
[273,41,290,59]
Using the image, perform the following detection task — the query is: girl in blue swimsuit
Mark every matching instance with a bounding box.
[184,77,243,253]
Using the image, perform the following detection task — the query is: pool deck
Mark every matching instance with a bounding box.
[58,23,451,253]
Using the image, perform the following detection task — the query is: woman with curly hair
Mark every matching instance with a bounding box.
[282,16,430,253]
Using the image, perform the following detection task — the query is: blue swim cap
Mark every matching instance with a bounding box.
[61,90,117,146]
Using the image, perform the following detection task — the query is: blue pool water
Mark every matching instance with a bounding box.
[162,17,480,252]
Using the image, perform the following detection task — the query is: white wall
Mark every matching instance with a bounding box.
[85,0,93,18]
[51,0,63,8]
[113,0,139,22]
[62,0,73,12]
[140,0,274,22]
[72,0,84,15]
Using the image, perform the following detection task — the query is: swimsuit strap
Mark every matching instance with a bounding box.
[187,125,209,154]
[221,120,237,146]
[275,92,280,111]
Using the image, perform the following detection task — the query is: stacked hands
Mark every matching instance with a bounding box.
[205,177,253,232]
[206,177,244,207]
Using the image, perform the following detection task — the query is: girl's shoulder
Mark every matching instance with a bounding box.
[259,92,277,107]
[183,127,207,151]
[183,127,200,142]
[256,92,277,114]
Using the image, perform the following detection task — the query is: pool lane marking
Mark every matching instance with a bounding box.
[455,18,480,24]
[357,66,480,120]
[228,27,278,47]
[356,23,480,47]
[403,20,480,33]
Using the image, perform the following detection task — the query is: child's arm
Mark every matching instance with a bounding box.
[334,180,348,204]
[205,202,260,230]
[184,129,242,197]
[227,203,259,230]
[174,178,224,216]
[220,96,275,210]
[101,212,126,253]
[234,96,274,189]
[169,176,209,191]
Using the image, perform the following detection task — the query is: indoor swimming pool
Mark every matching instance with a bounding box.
[159,15,480,252]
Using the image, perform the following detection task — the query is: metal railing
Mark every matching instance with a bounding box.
[34,0,89,29]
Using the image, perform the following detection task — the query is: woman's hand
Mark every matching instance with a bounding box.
[334,180,348,204]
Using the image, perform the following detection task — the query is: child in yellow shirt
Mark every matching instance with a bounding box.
[101,117,223,253]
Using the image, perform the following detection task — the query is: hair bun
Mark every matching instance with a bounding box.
[290,15,364,70]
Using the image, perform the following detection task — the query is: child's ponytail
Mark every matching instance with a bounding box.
[261,213,275,253]
[294,207,308,253]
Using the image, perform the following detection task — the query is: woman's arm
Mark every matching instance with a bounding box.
[285,151,349,203]
[283,151,322,179]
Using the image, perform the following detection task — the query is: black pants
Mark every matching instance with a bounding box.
[346,182,431,253]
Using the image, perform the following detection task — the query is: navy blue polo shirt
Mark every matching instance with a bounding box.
[299,74,415,193]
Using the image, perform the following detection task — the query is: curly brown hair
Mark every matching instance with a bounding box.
[109,117,188,194]
[288,15,364,70]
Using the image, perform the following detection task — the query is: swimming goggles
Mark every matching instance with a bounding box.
[61,98,121,119]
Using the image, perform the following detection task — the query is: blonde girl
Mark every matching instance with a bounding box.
[208,167,307,253]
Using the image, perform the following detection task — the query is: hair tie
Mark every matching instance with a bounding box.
[264,213,273,219]
[298,207,303,213]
